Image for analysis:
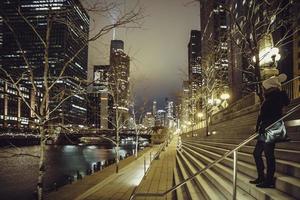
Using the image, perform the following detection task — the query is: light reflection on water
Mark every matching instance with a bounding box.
[0,144,136,200]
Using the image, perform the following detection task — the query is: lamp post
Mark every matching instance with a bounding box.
[220,92,230,108]
[253,34,281,80]
[197,112,204,129]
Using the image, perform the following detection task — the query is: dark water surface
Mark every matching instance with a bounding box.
[0,143,137,200]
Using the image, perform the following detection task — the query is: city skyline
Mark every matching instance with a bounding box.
[1,1,300,200]
[86,0,200,108]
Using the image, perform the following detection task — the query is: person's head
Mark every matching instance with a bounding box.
[262,73,287,96]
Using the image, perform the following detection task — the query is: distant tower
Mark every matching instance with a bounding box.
[110,40,124,55]
[152,100,157,117]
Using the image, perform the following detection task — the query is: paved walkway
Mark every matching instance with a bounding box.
[134,135,178,200]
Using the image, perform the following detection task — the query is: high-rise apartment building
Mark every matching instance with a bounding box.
[0,0,89,128]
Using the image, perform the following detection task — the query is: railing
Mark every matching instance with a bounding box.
[130,103,300,200]
[282,76,300,101]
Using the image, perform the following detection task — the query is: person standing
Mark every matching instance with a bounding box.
[250,74,290,188]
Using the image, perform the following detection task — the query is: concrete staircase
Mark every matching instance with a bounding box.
[174,102,300,199]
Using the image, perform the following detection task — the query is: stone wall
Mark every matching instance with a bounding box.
[183,94,300,140]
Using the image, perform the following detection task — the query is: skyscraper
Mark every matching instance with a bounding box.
[109,40,130,109]
[110,40,124,55]
[200,0,230,101]
[109,40,130,126]
[1,0,89,127]
[87,65,112,129]
[188,30,202,91]
[188,30,202,118]
[152,100,157,117]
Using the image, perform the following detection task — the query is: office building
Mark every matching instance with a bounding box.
[109,40,130,126]
[1,0,89,128]
[87,65,113,130]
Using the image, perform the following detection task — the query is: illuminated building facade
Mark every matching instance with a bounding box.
[0,0,89,128]
[155,110,166,127]
[188,30,202,91]
[180,81,190,126]
[200,0,230,101]
[109,40,130,126]
[188,30,202,117]
[87,65,114,130]
[142,112,155,128]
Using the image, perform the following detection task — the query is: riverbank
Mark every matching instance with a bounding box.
[45,146,154,200]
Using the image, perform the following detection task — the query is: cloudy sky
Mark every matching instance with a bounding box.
[86,0,200,109]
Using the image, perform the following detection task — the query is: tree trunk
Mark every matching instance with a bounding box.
[115,103,120,173]
[115,143,119,173]
[38,126,46,200]
[135,132,138,158]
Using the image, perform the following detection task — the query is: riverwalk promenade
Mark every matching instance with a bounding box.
[46,136,178,200]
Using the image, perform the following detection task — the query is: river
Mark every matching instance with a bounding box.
[0,139,146,200]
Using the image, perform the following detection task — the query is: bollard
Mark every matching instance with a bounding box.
[77,170,82,180]
[97,161,101,170]
[150,152,152,162]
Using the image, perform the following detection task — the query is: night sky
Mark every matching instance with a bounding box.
[85,0,200,110]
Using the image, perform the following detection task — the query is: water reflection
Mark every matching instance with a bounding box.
[0,143,140,200]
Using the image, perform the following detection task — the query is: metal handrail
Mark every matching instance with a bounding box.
[282,76,300,101]
[130,103,300,200]
[283,75,300,85]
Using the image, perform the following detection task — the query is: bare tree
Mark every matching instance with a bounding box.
[0,1,143,199]
[225,0,299,100]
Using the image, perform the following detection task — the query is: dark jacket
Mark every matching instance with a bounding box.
[256,89,290,134]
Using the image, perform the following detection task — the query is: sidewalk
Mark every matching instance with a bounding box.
[134,135,178,200]
[45,146,159,200]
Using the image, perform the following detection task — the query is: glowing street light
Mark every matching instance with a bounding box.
[220,93,230,100]
[197,112,204,118]
[252,47,281,66]
[214,98,221,105]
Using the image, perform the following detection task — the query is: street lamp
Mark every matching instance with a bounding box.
[197,112,204,118]
[220,93,230,100]
[252,47,281,66]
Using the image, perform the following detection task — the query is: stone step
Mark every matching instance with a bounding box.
[173,166,185,200]
[177,150,226,200]
[175,153,204,200]
[182,144,296,200]
[183,142,300,199]
[184,136,300,151]
[183,140,300,179]
[180,148,256,200]
[184,141,300,167]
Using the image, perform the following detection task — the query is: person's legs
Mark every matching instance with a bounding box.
[257,142,276,188]
[250,140,265,184]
